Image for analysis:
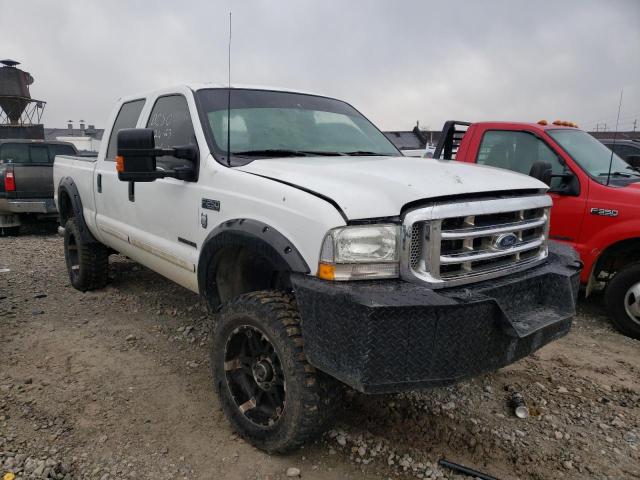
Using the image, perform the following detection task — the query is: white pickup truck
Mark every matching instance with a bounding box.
[54,84,582,453]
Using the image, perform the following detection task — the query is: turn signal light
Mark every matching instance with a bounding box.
[115,155,124,173]
[317,262,335,280]
[4,171,15,191]
[537,120,548,125]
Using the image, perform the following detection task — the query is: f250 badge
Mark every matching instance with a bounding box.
[202,198,220,211]
[590,207,618,217]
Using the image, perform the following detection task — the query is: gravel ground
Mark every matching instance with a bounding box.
[1,230,639,480]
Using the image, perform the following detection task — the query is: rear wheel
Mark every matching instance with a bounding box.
[64,217,109,291]
[211,290,342,453]
[605,263,640,339]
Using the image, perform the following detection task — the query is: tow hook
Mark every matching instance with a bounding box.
[57,226,65,237]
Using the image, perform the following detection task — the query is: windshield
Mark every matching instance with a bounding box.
[196,89,400,165]
[547,129,639,183]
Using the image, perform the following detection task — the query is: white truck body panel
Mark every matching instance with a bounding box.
[238,156,546,220]
[53,154,99,235]
[54,84,549,295]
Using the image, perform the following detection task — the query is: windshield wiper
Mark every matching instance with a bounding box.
[232,149,348,157]
[598,171,640,178]
[233,149,311,157]
[343,151,387,156]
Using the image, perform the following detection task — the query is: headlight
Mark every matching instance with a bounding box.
[318,224,400,280]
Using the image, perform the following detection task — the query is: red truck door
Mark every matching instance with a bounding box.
[465,125,588,245]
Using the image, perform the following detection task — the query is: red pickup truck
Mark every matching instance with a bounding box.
[434,120,640,339]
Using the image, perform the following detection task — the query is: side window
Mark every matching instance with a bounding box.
[146,95,197,170]
[477,131,565,183]
[105,99,146,161]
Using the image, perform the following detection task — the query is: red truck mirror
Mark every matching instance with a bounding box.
[529,161,553,186]
[530,160,580,196]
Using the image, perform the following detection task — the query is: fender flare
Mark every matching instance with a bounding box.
[585,234,640,297]
[197,218,310,301]
[57,177,99,244]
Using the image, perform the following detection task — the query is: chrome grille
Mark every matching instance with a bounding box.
[409,223,425,269]
[401,195,551,288]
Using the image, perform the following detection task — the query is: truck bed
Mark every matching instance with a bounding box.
[53,155,97,227]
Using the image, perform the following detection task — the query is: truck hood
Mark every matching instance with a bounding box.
[237,156,546,220]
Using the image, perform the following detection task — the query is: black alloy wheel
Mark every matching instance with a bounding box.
[224,324,286,427]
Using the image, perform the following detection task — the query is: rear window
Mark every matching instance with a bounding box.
[50,144,77,157]
[30,145,49,163]
[0,143,77,164]
[0,143,30,163]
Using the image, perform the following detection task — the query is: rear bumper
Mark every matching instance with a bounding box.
[0,198,57,214]
[292,242,582,394]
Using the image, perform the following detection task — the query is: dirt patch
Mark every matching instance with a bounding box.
[1,232,639,479]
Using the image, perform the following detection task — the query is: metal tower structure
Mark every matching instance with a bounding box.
[0,59,46,139]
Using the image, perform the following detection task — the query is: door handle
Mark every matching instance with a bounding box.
[97,173,102,193]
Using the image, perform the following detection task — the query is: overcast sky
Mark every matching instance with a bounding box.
[1,0,638,132]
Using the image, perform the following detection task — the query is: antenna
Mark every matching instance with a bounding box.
[226,11,232,167]
[606,89,623,186]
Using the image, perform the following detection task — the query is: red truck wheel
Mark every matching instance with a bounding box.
[605,263,640,340]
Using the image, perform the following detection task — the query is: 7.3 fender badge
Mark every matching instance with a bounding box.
[590,207,618,217]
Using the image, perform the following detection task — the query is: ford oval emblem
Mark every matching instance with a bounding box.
[493,232,518,250]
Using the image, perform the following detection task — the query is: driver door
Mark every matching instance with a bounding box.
[475,128,587,244]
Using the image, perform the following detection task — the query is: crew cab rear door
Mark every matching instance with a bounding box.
[93,98,147,250]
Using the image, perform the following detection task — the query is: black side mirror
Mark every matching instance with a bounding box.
[117,129,157,182]
[529,160,580,195]
[550,172,580,196]
[529,161,553,185]
[116,128,197,182]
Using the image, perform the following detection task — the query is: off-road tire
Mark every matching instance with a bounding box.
[63,217,109,291]
[605,263,640,340]
[0,226,20,236]
[211,290,342,453]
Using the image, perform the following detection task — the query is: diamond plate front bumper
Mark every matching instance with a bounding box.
[291,242,582,394]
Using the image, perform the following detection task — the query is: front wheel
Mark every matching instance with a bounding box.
[211,291,342,453]
[605,263,640,339]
